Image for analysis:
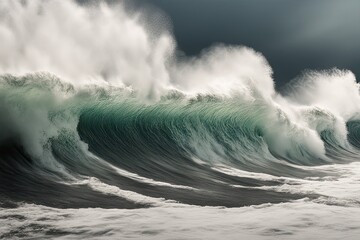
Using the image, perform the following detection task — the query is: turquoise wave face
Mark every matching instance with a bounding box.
[0,72,360,208]
[1,2,360,239]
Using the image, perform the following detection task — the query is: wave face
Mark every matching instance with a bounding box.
[1,0,360,239]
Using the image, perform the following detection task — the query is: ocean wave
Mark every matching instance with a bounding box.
[0,0,360,209]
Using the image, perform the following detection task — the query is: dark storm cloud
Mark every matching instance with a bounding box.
[78,0,360,88]
[132,0,360,88]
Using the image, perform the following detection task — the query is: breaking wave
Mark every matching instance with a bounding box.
[1,0,360,208]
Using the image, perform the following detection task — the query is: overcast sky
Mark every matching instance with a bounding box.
[129,0,360,88]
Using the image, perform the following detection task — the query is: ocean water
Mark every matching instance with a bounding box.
[1,1,360,239]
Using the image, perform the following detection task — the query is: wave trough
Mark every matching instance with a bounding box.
[1,0,360,239]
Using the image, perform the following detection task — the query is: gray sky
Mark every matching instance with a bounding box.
[132,0,360,88]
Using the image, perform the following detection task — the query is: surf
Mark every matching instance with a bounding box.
[0,0,360,209]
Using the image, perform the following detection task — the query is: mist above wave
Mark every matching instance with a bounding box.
[0,0,360,172]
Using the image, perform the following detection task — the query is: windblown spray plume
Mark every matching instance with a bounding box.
[1,1,360,239]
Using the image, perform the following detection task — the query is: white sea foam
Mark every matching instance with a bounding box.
[1,0,360,163]
[73,177,177,206]
[0,2,360,239]
[229,162,360,206]
[2,199,360,239]
[111,165,197,190]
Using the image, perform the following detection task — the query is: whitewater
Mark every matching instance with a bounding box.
[1,0,360,239]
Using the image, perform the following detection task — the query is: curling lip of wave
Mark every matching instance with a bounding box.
[0,0,360,209]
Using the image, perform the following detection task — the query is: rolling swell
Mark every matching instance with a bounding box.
[1,1,360,239]
[1,72,359,208]
[347,121,360,149]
